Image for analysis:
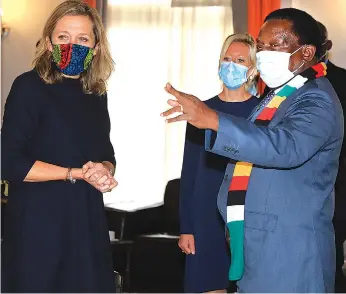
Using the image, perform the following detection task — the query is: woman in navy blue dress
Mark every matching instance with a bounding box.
[178,33,259,293]
[1,1,117,292]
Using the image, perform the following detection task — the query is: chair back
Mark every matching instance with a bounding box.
[163,178,180,235]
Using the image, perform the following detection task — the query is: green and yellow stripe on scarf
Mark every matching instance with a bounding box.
[226,62,327,281]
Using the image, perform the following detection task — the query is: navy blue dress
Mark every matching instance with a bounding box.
[1,70,116,293]
[180,95,259,293]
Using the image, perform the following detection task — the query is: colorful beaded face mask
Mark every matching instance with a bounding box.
[52,43,94,76]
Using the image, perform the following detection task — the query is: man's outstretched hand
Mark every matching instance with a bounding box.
[160,83,219,131]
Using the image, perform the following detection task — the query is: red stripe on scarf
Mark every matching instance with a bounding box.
[256,107,278,121]
[313,63,327,78]
[229,176,250,191]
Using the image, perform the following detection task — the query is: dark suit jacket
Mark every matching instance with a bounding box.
[326,61,346,220]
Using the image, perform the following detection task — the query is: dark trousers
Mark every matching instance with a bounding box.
[334,219,346,293]
[228,281,237,293]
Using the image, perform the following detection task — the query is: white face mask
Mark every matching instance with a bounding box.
[256,46,304,88]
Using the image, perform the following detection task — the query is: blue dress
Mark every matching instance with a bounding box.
[180,95,259,293]
[1,70,116,293]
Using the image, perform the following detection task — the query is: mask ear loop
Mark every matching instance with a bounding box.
[246,67,256,81]
[290,45,304,56]
[246,67,257,96]
[48,37,56,62]
[290,45,306,74]
[49,37,55,46]
[92,31,100,50]
[292,60,305,74]
[319,51,328,62]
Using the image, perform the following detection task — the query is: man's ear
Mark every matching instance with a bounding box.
[326,40,333,51]
[46,36,53,52]
[302,45,316,62]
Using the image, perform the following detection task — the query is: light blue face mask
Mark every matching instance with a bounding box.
[218,61,251,90]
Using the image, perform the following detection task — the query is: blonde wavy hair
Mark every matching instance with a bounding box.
[32,0,114,95]
[219,33,258,92]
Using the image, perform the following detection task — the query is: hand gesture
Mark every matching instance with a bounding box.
[161,83,219,130]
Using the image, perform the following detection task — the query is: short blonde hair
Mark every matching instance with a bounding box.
[32,0,114,95]
[219,33,257,92]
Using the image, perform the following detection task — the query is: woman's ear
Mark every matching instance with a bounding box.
[247,67,257,80]
[46,36,53,52]
[93,43,99,56]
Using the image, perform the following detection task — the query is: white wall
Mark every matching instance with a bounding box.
[290,0,346,69]
[1,0,64,119]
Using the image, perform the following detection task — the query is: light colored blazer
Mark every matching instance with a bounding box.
[205,77,344,292]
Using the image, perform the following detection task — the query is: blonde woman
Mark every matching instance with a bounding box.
[1,1,117,292]
[178,33,259,293]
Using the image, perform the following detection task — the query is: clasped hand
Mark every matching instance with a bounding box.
[82,161,118,193]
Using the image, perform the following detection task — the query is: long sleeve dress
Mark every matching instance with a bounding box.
[1,70,116,293]
[180,95,259,293]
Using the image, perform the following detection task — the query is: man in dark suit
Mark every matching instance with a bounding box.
[318,21,346,293]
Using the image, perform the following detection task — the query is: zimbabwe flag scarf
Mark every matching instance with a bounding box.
[226,62,327,281]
